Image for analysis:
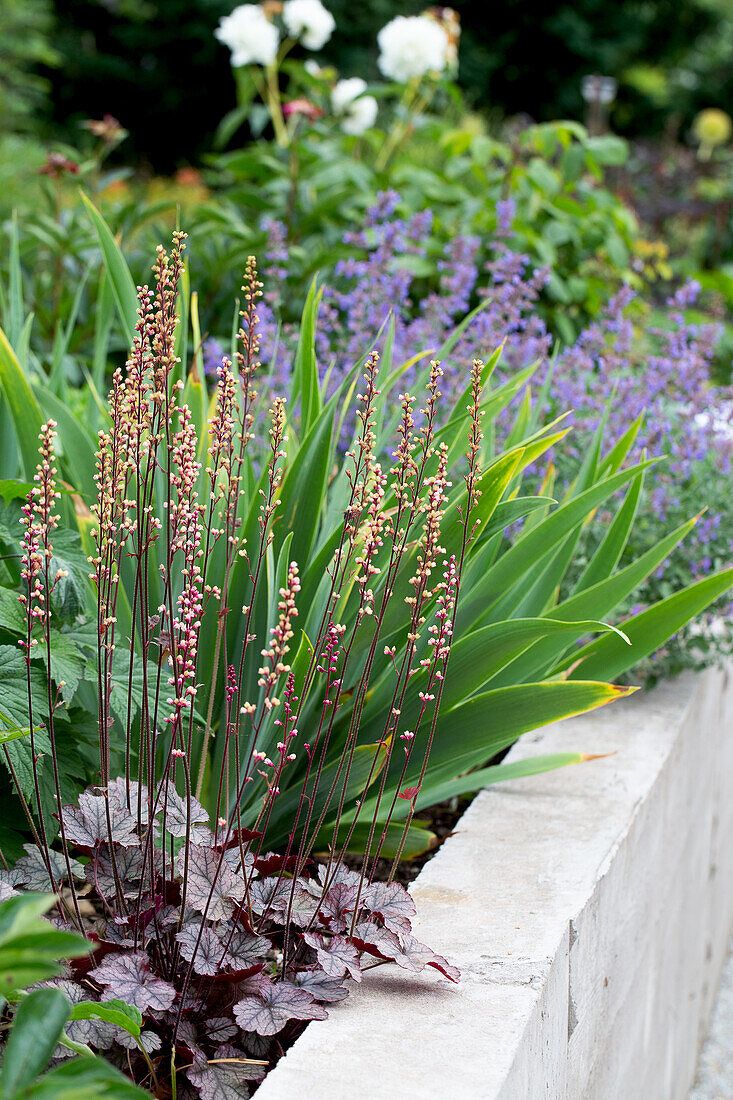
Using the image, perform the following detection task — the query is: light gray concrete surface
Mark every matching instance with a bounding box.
[257,664,733,1100]
[690,941,733,1100]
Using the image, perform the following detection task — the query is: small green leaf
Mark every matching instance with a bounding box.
[69,998,142,1039]
[0,722,33,746]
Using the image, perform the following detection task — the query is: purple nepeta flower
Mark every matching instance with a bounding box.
[202,337,225,379]
[209,195,732,613]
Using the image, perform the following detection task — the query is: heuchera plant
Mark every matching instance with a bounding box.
[1,238,468,1096]
[3,793,457,1096]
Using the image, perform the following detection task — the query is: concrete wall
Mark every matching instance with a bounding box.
[257,664,733,1100]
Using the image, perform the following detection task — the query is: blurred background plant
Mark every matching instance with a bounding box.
[0,0,60,216]
[30,0,733,167]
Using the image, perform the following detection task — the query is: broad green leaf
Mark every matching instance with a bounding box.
[470,458,659,623]
[34,384,98,501]
[565,568,733,682]
[80,192,137,347]
[291,277,322,436]
[23,1052,152,1099]
[361,617,627,740]
[0,988,70,1096]
[495,515,701,686]
[0,327,44,480]
[573,468,644,593]
[0,723,32,746]
[275,398,334,568]
[267,739,390,849]
[0,893,56,942]
[315,818,437,860]
[407,751,605,811]
[424,680,636,780]
[0,645,49,732]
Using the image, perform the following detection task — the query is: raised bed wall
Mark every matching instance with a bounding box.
[258,664,733,1100]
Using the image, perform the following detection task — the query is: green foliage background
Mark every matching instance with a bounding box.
[18,0,733,170]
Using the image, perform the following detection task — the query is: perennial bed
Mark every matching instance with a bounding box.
[257,662,733,1100]
[0,232,730,1098]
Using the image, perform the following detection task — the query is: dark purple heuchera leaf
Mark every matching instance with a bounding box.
[235,971,271,999]
[185,1043,265,1100]
[351,923,459,983]
[220,927,271,969]
[108,777,153,824]
[247,876,290,917]
[155,904,181,929]
[102,920,137,947]
[283,886,320,929]
[215,827,262,851]
[176,921,228,976]
[316,862,361,890]
[292,968,348,1003]
[89,951,176,1013]
[179,844,246,921]
[397,933,461,983]
[203,1018,239,1043]
[117,1028,162,1052]
[361,881,416,934]
[233,980,327,1036]
[240,1031,270,1059]
[221,847,256,875]
[318,882,358,933]
[253,853,299,877]
[302,932,362,982]
[87,844,146,899]
[175,1019,199,1055]
[13,844,84,890]
[62,791,138,848]
[351,921,404,964]
[161,781,211,842]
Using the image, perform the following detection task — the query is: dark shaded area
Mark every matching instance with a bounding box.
[47,0,235,171]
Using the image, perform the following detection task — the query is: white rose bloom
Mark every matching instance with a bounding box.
[332,77,378,135]
[283,0,336,50]
[215,4,279,67]
[377,15,449,82]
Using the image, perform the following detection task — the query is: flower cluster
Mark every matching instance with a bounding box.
[243,193,732,657]
[215,0,335,68]
[214,3,459,141]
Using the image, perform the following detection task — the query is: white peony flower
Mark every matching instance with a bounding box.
[215,4,279,67]
[332,77,378,135]
[283,0,335,50]
[377,15,449,82]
